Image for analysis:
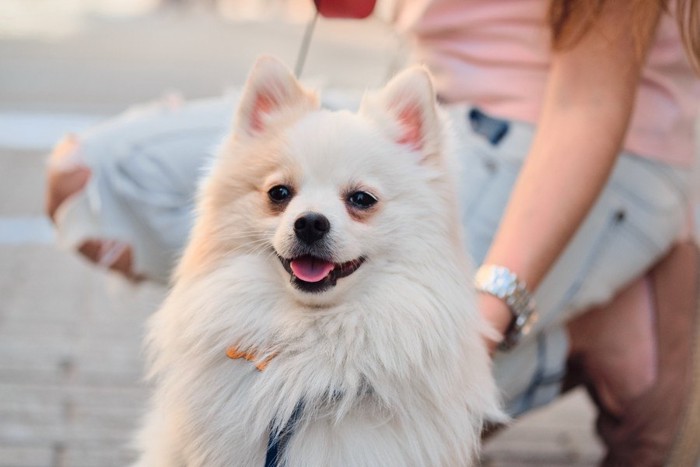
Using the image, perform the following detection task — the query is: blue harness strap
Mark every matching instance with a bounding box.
[264,401,304,467]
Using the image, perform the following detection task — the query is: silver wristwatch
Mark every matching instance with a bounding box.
[474,265,538,351]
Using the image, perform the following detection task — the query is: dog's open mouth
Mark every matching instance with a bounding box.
[278,255,365,293]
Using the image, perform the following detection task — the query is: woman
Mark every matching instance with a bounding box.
[47,0,699,464]
[393,1,698,464]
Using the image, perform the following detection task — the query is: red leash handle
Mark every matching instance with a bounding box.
[313,0,377,19]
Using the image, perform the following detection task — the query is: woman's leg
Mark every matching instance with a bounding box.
[567,240,699,466]
[566,275,658,417]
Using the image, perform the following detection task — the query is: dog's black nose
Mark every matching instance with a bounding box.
[294,213,330,244]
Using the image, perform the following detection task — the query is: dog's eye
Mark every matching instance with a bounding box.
[347,191,378,209]
[268,185,292,203]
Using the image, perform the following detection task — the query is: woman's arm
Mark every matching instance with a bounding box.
[481,1,662,348]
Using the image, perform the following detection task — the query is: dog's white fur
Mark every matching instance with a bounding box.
[134,56,504,467]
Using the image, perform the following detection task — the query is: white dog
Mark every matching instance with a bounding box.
[134,56,503,467]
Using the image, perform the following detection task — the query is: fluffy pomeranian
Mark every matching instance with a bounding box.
[134,56,503,467]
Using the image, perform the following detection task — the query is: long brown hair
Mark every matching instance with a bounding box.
[548,0,699,71]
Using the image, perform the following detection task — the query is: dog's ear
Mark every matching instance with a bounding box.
[361,66,442,160]
[234,56,318,137]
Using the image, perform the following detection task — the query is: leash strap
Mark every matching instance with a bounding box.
[295,0,377,78]
[264,401,304,467]
[294,10,319,78]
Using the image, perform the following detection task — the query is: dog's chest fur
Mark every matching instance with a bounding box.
[144,253,493,467]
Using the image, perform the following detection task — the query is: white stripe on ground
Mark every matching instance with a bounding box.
[0,216,55,245]
[0,112,102,150]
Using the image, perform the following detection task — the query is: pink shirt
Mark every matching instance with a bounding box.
[395,0,699,166]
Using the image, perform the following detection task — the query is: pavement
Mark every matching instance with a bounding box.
[0,5,606,466]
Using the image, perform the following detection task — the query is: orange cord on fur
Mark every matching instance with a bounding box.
[226,346,276,371]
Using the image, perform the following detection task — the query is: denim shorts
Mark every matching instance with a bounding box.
[448,105,690,415]
[55,95,691,417]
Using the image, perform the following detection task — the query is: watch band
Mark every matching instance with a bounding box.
[474,265,538,351]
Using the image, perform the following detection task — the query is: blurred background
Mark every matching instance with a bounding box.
[0,0,657,465]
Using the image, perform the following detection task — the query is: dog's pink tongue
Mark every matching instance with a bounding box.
[290,256,335,283]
